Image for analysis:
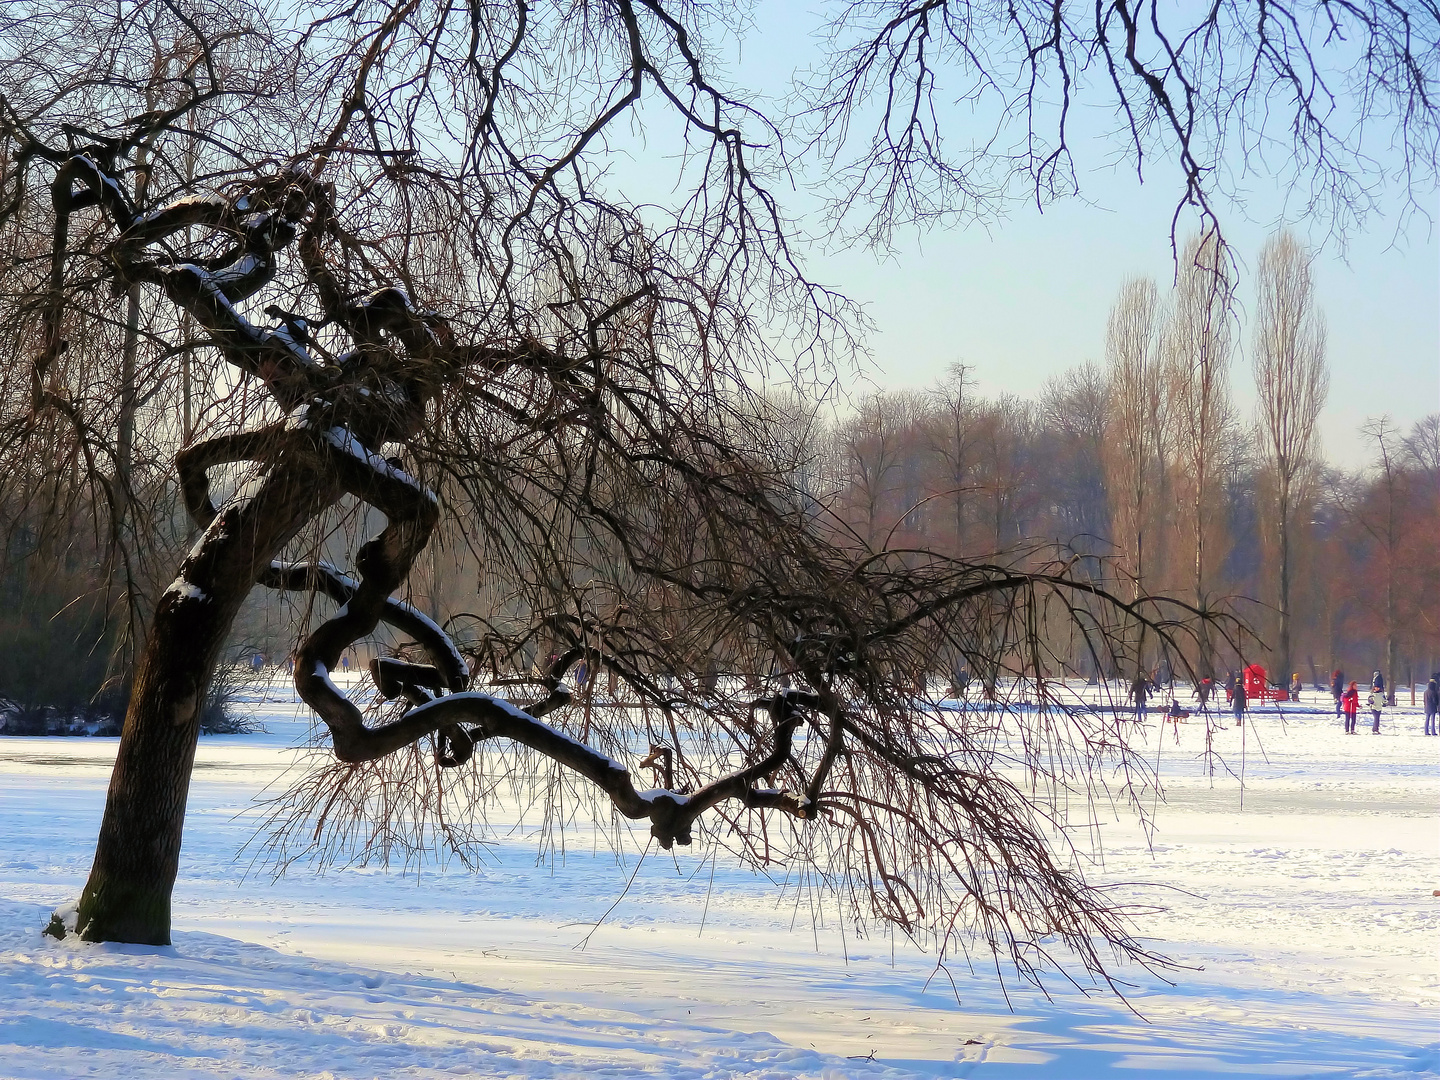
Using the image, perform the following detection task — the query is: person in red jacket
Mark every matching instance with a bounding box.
[1341,681,1360,734]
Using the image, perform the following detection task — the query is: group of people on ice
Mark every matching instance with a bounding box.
[1129,670,1253,725]
[1328,669,1387,734]
[1127,666,1440,736]
[1325,669,1440,736]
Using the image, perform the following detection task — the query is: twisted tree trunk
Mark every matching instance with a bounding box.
[75,456,336,943]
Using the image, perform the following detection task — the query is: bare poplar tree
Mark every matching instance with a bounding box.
[1167,233,1236,677]
[1359,417,1403,704]
[1103,278,1164,601]
[927,363,979,556]
[1253,229,1329,682]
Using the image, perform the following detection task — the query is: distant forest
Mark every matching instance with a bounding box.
[811,376,1436,690]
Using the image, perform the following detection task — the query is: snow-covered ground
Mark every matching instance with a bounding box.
[0,678,1435,1079]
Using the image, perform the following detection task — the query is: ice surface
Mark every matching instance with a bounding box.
[0,678,1435,1078]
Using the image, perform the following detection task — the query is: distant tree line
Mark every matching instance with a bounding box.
[809,232,1438,693]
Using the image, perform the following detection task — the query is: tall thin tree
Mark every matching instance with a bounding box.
[1167,233,1236,678]
[1103,278,1164,601]
[927,363,979,556]
[1359,417,1402,704]
[1253,230,1329,683]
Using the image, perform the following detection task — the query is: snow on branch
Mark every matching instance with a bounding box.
[260,560,467,690]
[365,689,823,848]
[40,155,323,413]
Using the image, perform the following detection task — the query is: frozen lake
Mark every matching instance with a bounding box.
[0,677,1435,1078]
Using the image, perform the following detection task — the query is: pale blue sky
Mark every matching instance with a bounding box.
[603,3,1438,469]
[729,4,1440,469]
[816,170,1438,469]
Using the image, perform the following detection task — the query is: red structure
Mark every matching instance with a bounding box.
[1243,663,1290,703]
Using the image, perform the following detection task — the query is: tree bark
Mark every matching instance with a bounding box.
[117,284,139,495]
[1195,462,1213,680]
[1278,474,1291,683]
[75,453,336,943]
[1387,573,1397,707]
[1386,461,1397,706]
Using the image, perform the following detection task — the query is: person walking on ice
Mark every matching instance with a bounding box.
[1231,673,1246,727]
[1367,684,1385,734]
[1342,681,1360,734]
[1195,676,1214,709]
[1131,675,1150,721]
[1330,669,1344,716]
[1424,675,1438,737]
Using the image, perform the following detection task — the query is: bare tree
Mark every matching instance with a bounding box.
[1402,414,1440,482]
[1358,417,1403,704]
[1318,417,1439,697]
[0,1,1248,1001]
[1039,363,1110,560]
[1103,278,1165,602]
[971,395,1039,553]
[924,362,982,555]
[2,0,1425,996]
[798,0,1439,248]
[831,391,928,548]
[1253,230,1329,682]
[1167,233,1236,677]
[1399,415,1440,678]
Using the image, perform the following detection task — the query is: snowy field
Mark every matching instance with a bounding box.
[0,677,1435,1079]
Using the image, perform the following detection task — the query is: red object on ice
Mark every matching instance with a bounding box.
[1244,663,1289,703]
